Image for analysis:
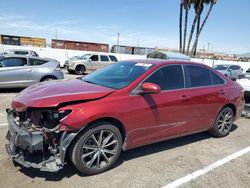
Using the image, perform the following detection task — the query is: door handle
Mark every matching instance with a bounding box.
[180,95,190,102]
[27,69,34,72]
[218,89,225,95]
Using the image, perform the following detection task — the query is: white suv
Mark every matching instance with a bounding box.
[65,53,118,75]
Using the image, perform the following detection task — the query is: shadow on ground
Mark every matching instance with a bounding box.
[17,124,238,181]
[0,88,24,93]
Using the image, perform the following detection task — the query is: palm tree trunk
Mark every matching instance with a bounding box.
[182,6,189,54]
[192,15,200,56]
[179,0,183,53]
[191,2,215,54]
[186,0,203,56]
[186,14,198,55]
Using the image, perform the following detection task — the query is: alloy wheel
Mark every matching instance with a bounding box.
[81,130,119,169]
[217,108,233,134]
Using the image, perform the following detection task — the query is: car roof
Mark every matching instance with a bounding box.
[5,49,35,52]
[0,54,56,62]
[120,59,208,67]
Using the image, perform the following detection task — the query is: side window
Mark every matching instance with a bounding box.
[210,71,225,85]
[100,55,109,62]
[0,58,26,67]
[185,65,212,88]
[14,51,29,55]
[109,55,118,62]
[90,55,98,61]
[145,65,184,90]
[229,65,240,70]
[29,59,47,66]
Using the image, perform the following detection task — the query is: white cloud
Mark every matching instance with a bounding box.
[0,13,179,49]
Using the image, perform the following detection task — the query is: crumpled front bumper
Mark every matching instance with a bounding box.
[5,109,76,172]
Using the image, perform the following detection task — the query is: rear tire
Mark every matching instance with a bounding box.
[209,107,234,137]
[70,122,122,175]
[74,65,86,75]
[40,76,57,82]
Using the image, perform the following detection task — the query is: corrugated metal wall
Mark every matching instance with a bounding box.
[51,39,109,52]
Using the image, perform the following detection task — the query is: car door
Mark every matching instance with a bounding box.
[0,57,30,88]
[100,55,112,68]
[27,58,48,84]
[127,64,195,146]
[183,65,228,130]
[88,55,100,70]
[228,65,242,79]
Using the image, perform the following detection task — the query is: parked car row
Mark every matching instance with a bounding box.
[5,59,245,175]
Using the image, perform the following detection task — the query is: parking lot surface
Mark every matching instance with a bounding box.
[0,69,249,188]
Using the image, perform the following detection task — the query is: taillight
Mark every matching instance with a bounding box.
[55,64,61,71]
[241,89,245,99]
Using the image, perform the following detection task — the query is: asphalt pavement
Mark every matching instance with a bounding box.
[0,69,249,188]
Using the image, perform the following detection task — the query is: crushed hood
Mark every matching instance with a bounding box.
[12,79,115,112]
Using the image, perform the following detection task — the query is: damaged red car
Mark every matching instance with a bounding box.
[5,60,245,175]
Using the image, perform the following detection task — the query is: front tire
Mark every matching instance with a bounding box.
[209,107,234,137]
[70,122,122,175]
[74,65,86,75]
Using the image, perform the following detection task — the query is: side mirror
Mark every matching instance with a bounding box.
[140,82,161,94]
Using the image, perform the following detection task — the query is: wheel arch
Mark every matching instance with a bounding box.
[221,103,237,120]
[66,117,127,158]
[40,75,57,82]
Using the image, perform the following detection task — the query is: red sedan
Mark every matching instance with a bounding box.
[6,60,245,175]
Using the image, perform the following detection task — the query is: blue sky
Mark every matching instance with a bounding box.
[0,0,249,54]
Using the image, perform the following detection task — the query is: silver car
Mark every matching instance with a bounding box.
[2,49,39,57]
[66,53,118,75]
[0,55,64,88]
[213,64,243,80]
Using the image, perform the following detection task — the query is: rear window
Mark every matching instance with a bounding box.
[14,51,29,55]
[29,59,48,66]
[100,55,109,62]
[185,65,212,88]
[109,55,118,62]
[210,71,225,85]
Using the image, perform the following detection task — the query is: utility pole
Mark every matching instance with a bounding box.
[117,32,120,54]
[207,42,210,52]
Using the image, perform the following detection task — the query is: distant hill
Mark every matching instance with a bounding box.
[240,52,250,57]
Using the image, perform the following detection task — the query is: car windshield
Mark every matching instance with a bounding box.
[81,61,153,89]
[214,65,229,70]
[80,54,91,60]
[69,56,79,60]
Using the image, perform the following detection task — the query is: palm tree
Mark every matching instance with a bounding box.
[182,0,191,54]
[186,0,203,55]
[179,0,183,52]
[192,0,210,56]
[191,0,217,55]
